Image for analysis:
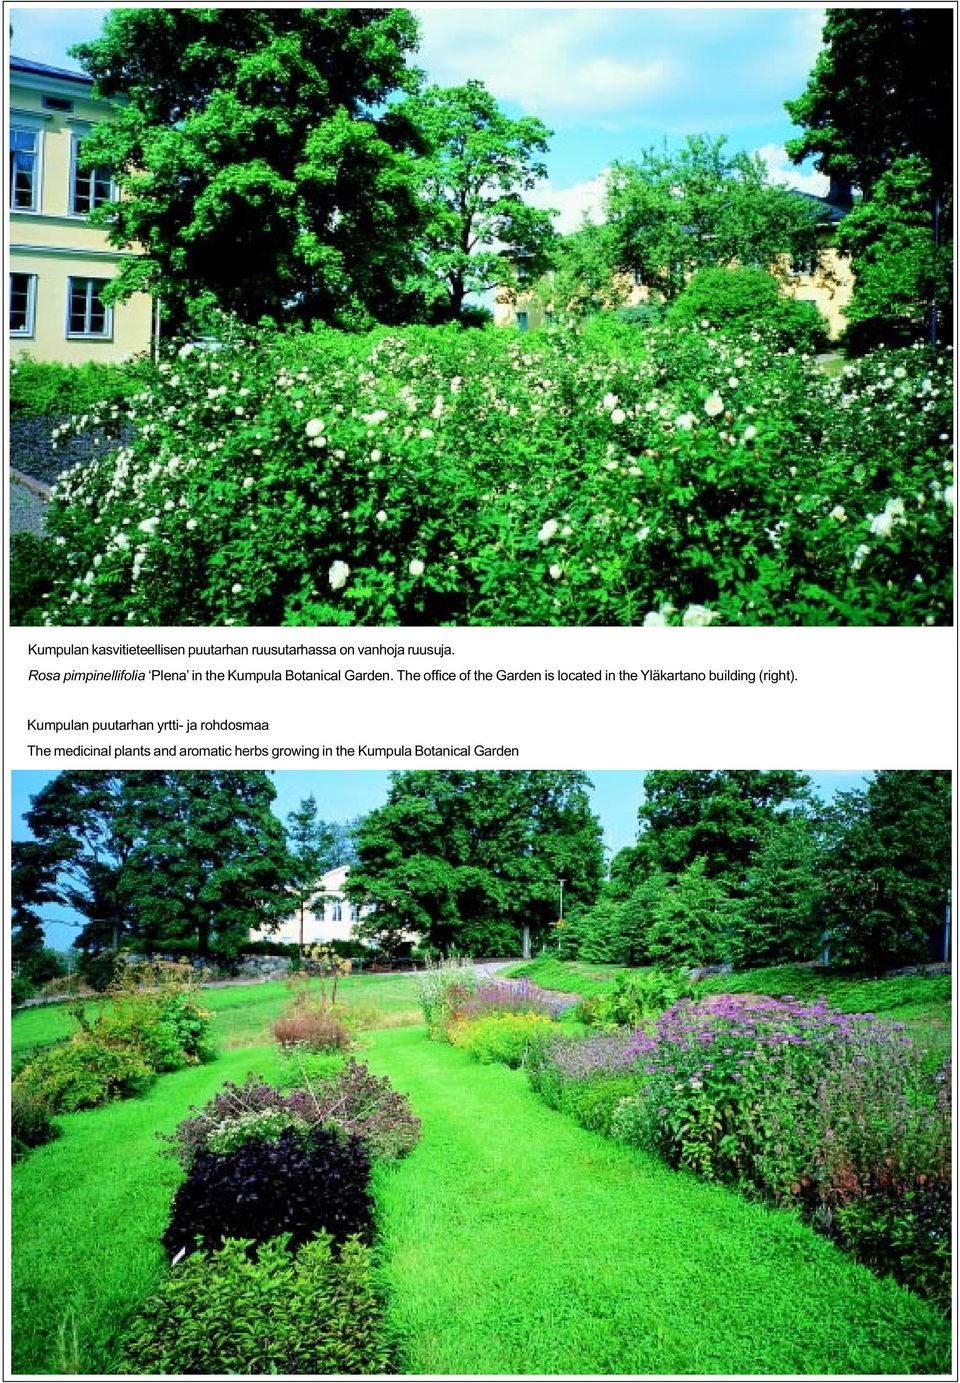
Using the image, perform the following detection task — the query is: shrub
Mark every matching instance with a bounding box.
[26,322,952,629]
[574,970,694,1028]
[273,1008,353,1052]
[667,266,830,352]
[118,1233,390,1374]
[9,533,53,626]
[163,1061,420,1169]
[448,1011,555,1067]
[12,974,35,1008]
[97,990,213,1071]
[162,1126,374,1259]
[12,1034,156,1113]
[556,1073,643,1136]
[9,356,152,418]
[11,1088,60,1160]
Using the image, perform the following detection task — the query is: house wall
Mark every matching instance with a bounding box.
[250,865,371,947]
[780,245,854,341]
[9,66,154,363]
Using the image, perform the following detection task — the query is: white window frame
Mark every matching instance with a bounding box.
[9,271,37,336]
[69,131,115,217]
[10,121,44,213]
[66,276,113,339]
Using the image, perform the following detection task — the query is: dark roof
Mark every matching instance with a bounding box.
[10,55,93,86]
[788,189,852,225]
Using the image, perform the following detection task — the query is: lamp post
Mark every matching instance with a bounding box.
[557,877,566,958]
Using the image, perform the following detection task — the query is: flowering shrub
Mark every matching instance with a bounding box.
[610,995,951,1305]
[163,1061,421,1168]
[27,320,952,627]
[118,1233,390,1375]
[447,1011,555,1067]
[12,983,212,1120]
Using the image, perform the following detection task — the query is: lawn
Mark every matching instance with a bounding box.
[12,984,951,1376]
[11,970,422,1067]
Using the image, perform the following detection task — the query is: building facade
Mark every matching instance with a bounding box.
[9,56,154,364]
[251,864,371,949]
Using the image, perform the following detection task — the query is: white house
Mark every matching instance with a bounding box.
[250,864,370,948]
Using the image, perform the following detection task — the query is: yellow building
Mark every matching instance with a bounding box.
[9,55,154,364]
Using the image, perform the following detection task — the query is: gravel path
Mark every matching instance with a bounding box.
[9,474,49,537]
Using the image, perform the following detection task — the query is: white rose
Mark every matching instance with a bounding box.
[328,560,350,591]
[408,559,425,578]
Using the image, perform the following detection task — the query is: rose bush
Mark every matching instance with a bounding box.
[26,319,952,626]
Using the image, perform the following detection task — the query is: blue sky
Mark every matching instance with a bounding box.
[8,5,828,230]
[13,768,871,950]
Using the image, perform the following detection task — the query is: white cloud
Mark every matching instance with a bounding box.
[756,144,828,197]
[414,8,672,119]
[527,171,609,234]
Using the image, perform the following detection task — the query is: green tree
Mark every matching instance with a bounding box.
[118,773,295,959]
[20,771,144,953]
[836,156,953,349]
[539,220,629,319]
[636,771,814,888]
[785,8,953,200]
[646,858,741,968]
[403,80,557,321]
[741,815,825,965]
[11,839,66,969]
[819,771,951,971]
[286,796,337,953]
[786,9,953,344]
[346,771,603,956]
[72,8,426,329]
[604,135,819,301]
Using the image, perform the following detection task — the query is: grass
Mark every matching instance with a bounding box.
[501,955,639,996]
[364,1027,949,1375]
[11,971,422,1066]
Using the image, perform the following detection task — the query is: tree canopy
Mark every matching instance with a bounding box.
[635,770,815,883]
[15,771,294,961]
[404,80,557,320]
[345,770,604,956]
[785,7,954,346]
[603,135,820,300]
[819,770,952,970]
[785,8,954,200]
[72,7,427,329]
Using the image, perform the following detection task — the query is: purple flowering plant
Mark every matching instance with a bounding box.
[606,993,951,1305]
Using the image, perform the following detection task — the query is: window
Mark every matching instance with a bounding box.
[10,127,40,210]
[9,273,36,335]
[516,310,528,333]
[331,899,342,923]
[70,135,113,215]
[67,277,111,337]
[42,95,74,112]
